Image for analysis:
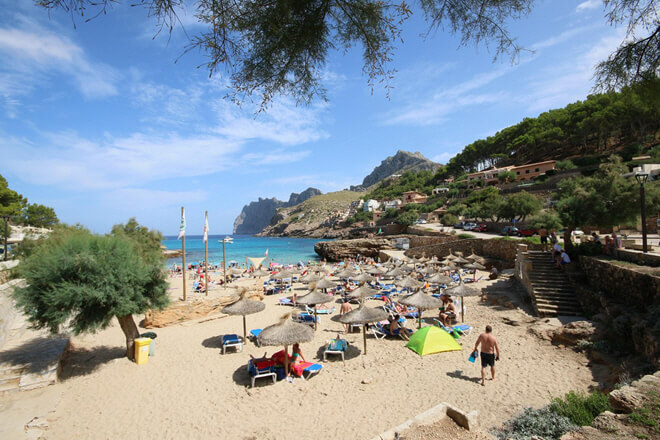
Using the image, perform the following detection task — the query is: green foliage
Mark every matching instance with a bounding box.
[0,174,26,217]
[498,170,516,183]
[445,79,660,176]
[13,227,169,335]
[347,210,373,224]
[365,170,436,201]
[550,391,611,426]
[498,191,542,222]
[110,217,164,264]
[395,210,418,226]
[20,203,59,228]
[384,208,398,219]
[465,186,502,221]
[527,211,563,230]
[556,159,577,171]
[457,233,475,239]
[494,407,578,440]
[441,213,458,225]
[554,155,660,247]
[572,241,603,257]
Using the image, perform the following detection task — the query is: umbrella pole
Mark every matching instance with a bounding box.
[461,295,465,323]
[363,324,367,355]
[314,305,318,331]
[242,315,247,341]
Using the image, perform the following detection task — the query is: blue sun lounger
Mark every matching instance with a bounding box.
[249,329,262,346]
[222,334,243,354]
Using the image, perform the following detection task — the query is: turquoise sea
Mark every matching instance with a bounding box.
[162,235,332,266]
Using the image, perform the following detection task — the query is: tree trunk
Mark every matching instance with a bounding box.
[563,228,574,252]
[117,314,140,360]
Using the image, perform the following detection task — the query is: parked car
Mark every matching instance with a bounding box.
[415,219,427,224]
[517,227,538,237]
[463,222,477,231]
[501,226,519,236]
[454,221,466,229]
[558,228,584,237]
[473,223,489,232]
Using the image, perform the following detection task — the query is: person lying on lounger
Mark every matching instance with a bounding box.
[438,294,457,326]
[388,314,410,340]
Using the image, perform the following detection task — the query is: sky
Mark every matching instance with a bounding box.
[0,0,626,235]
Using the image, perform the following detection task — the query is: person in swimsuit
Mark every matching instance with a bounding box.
[473,325,501,386]
[289,343,305,376]
[340,299,353,333]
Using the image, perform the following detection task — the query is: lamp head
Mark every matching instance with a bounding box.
[635,172,649,185]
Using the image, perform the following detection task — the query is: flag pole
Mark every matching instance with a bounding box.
[222,239,227,285]
[204,211,209,296]
[181,206,187,302]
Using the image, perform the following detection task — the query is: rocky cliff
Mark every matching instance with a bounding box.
[356,150,441,190]
[233,188,322,234]
[314,238,394,261]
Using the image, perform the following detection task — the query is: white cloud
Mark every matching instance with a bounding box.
[532,25,601,50]
[576,0,602,13]
[0,27,119,99]
[431,151,458,164]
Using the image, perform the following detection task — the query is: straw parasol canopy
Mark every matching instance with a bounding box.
[444,282,480,322]
[315,277,337,291]
[464,262,486,271]
[452,256,470,265]
[229,268,244,275]
[352,273,375,283]
[365,266,387,275]
[271,270,292,280]
[418,266,436,275]
[222,289,266,340]
[427,273,454,285]
[400,264,416,272]
[398,291,443,328]
[396,277,423,290]
[333,303,389,355]
[251,269,269,277]
[385,266,405,278]
[336,269,359,279]
[346,284,380,299]
[258,313,315,376]
[300,273,321,283]
[466,251,486,265]
[295,289,333,330]
[439,264,455,272]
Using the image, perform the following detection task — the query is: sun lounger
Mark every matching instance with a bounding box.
[247,359,276,388]
[221,334,243,354]
[305,305,336,315]
[291,361,323,380]
[292,312,319,326]
[323,339,348,362]
[249,329,262,346]
[433,319,472,336]
[372,322,412,340]
[278,297,294,306]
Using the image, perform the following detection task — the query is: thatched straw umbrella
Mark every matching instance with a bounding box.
[252,269,269,277]
[365,265,386,275]
[443,282,480,323]
[466,250,486,265]
[464,262,486,281]
[333,303,388,355]
[427,273,454,285]
[400,264,416,272]
[222,289,266,340]
[396,277,423,291]
[398,291,443,328]
[346,283,380,299]
[418,266,436,275]
[295,289,332,330]
[300,273,321,284]
[352,273,375,283]
[384,267,405,278]
[452,256,470,265]
[336,269,358,279]
[315,277,337,292]
[258,313,315,376]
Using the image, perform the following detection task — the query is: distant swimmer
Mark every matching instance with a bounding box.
[473,325,501,386]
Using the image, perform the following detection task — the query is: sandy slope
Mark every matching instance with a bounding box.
[6,272,596,439]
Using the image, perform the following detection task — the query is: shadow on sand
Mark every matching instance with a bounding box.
[58,345,127,381]
[446,369,481,384]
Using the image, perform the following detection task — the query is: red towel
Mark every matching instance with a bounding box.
[291,361,314,377]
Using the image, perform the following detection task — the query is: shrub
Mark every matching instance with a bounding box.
[458,233,475,239]
[441,213,458,226]
[550,391,611,426]
[494,407,577,440]
[556,159,577,171]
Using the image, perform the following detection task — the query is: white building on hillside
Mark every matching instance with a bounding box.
[363,199,381,212]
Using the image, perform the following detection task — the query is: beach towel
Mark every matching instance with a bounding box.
[291,361,314,377]
[328,339,347,351]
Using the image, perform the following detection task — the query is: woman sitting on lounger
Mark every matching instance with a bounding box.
[289,343,306,376]
[388,314,410,340]
[438,295,457,326]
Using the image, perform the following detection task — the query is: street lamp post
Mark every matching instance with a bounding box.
[635,172,649,253]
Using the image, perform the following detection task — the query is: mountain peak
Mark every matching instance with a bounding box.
[360,150,440,188]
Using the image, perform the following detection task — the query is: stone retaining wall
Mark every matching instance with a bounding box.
[406,238,542,265]
[615,249,660,267]
[578,256,660,365]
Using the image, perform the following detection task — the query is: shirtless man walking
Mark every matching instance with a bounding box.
[339,298,353,333]
[473,325,501,386]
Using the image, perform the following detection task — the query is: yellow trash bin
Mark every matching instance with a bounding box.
[134,338,152,365]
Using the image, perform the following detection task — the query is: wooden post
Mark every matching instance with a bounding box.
[363,324,368,355]
[181,206,187,302]
[205,211,209,296]
[3,215,8,261]
[222,239,227,285]
[242,315,247,341]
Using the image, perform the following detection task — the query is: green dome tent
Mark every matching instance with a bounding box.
[406,326,462,356]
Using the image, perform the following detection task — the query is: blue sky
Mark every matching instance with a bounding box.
[0,0,624,235]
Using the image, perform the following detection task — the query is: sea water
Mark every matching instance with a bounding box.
[162,234,332,267]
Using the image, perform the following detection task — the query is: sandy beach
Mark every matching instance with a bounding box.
[1,270,596,439]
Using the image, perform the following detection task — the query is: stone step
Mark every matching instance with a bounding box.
[535,298,581,307]
[535,293,579,300]
[537,304,583,313]
[531,286,575,293]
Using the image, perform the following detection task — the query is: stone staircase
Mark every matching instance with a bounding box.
[525,251,583,317]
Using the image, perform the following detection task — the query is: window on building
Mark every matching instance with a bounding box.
[516,171,520,175]
[535,168,540,172]
[525,170,530,174]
